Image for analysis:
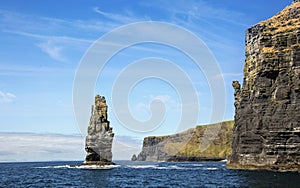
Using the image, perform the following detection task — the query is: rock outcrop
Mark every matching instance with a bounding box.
[133,121,234,162]
[131,154,137,161]
[83,95,115,165]
[227,1,300,171]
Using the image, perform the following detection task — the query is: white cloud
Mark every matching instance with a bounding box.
[0,91,16,103]
[0,133,85,162]
[0,132,142,162]
[37,41,65,62]
[134,94,180,113]
[150,94,171,103]
[151,94,181,110]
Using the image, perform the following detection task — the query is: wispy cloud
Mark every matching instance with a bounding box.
[142,0,248,27]
[0,64,73,77]
[37,41,65,62]
[139,0,248,56]
[3,30,93,62]
[1,1,246,63]
[93,7,141,23]
[0,91,16,103]
[0,10,113,62]
[0,10,115,34]
[4,30,94,44]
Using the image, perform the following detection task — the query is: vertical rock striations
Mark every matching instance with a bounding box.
[227,1,300,171]
[83,95,115,165]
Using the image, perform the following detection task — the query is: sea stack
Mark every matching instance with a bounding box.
[83,95,115,165]
[227,1,300,171]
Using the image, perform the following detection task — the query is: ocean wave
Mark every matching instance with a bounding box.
[127,165,158,169]
[190,164,203,167]
[34,165,71,169]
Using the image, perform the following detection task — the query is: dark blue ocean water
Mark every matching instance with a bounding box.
[0,161,299,188]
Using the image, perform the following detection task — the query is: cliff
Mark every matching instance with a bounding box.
[83,95,115,166]
[133,121,234,162]
[227,1,300,171]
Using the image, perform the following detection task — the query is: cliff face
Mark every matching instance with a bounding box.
[227,1,300,171]
[83,95,114,165]
[133,121,233,162]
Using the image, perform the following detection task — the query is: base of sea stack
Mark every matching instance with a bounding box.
[81,161,115,166]
[226,162,300,172]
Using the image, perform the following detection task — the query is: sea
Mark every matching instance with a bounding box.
[0,161,300,188]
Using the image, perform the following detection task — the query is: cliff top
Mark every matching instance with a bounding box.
[259,1,300,33]
[144,120,234,140]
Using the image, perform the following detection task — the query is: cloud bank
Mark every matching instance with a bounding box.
[0,133,141,162]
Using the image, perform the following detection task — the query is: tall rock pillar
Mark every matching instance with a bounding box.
[83,95,115,165]
[227,1,300,171]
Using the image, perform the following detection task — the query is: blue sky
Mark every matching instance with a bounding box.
[0,0,293,161]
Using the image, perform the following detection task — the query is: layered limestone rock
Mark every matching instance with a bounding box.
[227,1,300,171]
[83,95,115,165]
[133,121,234,162]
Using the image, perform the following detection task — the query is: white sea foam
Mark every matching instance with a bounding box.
[127,165,187,170]
[190,164,203,167]
[204,167,218,170]
[34,164,120,170]
[34,165,71,169]
[75,165,120,170]
[128,165,158,169]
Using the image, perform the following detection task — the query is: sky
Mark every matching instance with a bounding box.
[0,0,293,161]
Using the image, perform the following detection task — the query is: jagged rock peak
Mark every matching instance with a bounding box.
[83,95,115,166]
